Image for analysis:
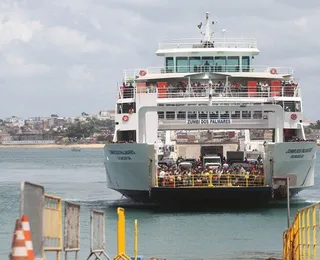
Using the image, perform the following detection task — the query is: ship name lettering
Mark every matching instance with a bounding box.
[290,155,304,159]
[109,150,136,155]
[117,156,132,160]
[286,148,312,154]
[187,119,231,124]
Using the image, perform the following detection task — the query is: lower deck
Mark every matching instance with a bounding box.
[156,173,264,188]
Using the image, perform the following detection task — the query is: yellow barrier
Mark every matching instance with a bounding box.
[134,219,138,260]
[156,173,264,188]
[114,207,139,260]
[114,208,131,260]
[43,194,63,260]
[283,203,320,259]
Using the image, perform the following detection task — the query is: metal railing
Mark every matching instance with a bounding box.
[156,173,265,188]
[283,203,320,260]
[118,85,299,100]
[123,65,294,80]
[157,37,258,49]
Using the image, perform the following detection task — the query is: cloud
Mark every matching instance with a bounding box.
[0,53,50,77]
[45,26,107,53]
[68,64,94,82]
[0,0,319,120]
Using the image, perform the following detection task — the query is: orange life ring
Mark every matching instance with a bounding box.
[270,68,277,75]
[122,115,129,122]
[139,70,147,76]
[291,113,297,120]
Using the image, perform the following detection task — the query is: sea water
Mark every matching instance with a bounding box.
[0,148,319,260]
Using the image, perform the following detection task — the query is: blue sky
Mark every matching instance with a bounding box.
[0,0,319,120]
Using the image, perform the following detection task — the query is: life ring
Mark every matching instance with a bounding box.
[122,115,129,122]
[291,113,297,120]
[139,70,147,76]
[270,68,277,75]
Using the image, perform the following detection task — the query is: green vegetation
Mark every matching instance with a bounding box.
[64,118,114,138]
[309,120,320,129]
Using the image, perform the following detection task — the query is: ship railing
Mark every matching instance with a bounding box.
[283,202,320,260]
[155,173,265,188]
[123,65,294,79]
[157,37,258,49]
[117,85,299,100]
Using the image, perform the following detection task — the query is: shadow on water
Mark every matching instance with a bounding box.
[65,196,315,214]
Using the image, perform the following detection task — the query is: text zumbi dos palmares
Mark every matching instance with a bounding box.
[286,148,313,159]
[109,150,136,160]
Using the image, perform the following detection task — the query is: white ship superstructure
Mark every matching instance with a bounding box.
[104,13,316,205]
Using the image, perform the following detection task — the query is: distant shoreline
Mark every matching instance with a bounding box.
[0,143,105,149]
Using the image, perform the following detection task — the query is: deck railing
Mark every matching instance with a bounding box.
[156,173,265,188]
[118,85,299,100]
[157,37,258,49]
[283,203,320,260]
[123,65,294,81]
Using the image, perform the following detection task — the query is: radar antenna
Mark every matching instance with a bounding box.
[198,12,216,43]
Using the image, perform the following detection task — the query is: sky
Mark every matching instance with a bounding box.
[0,0,320,120]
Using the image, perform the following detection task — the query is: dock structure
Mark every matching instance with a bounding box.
[9,181,142,260]
[8,180,320,260]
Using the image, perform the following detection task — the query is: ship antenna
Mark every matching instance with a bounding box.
[198,12,216,42]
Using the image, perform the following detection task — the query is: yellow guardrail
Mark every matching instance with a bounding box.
[156,173,264,188]
[43,194,63,260]
[283,203,320,260]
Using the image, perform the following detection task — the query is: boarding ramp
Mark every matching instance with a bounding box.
[283,202,320,259]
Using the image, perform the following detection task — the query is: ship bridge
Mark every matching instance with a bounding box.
[138,104,284,144]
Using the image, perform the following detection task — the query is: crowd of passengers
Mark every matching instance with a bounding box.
[119,80,298,98]
[157,157,264,187]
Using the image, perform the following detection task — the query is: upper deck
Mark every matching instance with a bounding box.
[156,37,259,55]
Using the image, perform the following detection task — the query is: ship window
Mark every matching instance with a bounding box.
[214,57,226,72]
[177,111,186,119]
[226,57,239,72]
[158,111,164,119]
[188,112,197,119]
[176,57,188,73]
[117,103,136,114]
[119,103,135,114]
[117,130,136,142]
[189,57,201,72]
[284,101,295,112]
[166,111,175,120]
[242,111,251,119]
[242,56,250,72]
[209,112,219,119]
[231,111,240,119]
[253,111,262,119]
[199,111,208,119]
[220,111,230,119]
[202,56,214,72]
[165,57,174,73]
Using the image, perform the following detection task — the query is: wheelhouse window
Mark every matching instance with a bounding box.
[214,57,226,72]
[227,57,239,72]
[202,56,214,72]
[165,57,174,73]
[176,57,188,73]
[189,57,201,72]
[242,56,250,72]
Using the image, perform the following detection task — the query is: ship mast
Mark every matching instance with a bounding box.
[198,12,216,43]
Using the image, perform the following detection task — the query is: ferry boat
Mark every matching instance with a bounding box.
[103,13,317,208]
